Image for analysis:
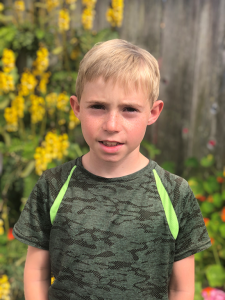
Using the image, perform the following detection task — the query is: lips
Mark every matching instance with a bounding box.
[99,141,123,147]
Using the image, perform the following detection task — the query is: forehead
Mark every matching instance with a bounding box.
[82,77,149,100]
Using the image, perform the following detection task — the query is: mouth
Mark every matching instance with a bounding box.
[99,141,123,147]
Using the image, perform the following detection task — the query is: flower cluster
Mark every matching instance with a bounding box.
[33,47,49,76]
[81,0,97,30]
[106,0,124,27]
[46,0,60,12]
[0,219,4,235]
[4,106,18,132]
[12,95,25,118]
[0,275,11,300]
[34,132,69,175]
[202,287,225,300]
[46,92,58,115]
[0,72,15,94]
[29,94,45,124]
[69,109,80,129]
[58,9,70,32]
[57,92,70,111]
[2,49,15,73]
[4,94,24,131]
[39,72,51,94]
[14,1,25,12]
[18,71,37,96]
[0,3,4,12]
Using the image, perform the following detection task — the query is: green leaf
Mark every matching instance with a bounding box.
[206,264,225,287]
[208,219,221,232]
[203,176,220,194]
[222,191,225,200]
[188,177,204,196]
[219,223,225,238]
[219,249,225,259]
[0,98,10,110]
[161,161,175,174]
[20,160,35,178]
[194,282,203,300]
[185,157,199,168]
[35,28,45,39]
[201,202,215,214]
[8,138,24,153]
[211,212,221,221]
[200,154,215,167]
[194,252,203,261]
[213,193,223,208]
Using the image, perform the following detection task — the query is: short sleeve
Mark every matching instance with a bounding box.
[174,184,212,261]
[13,173,51,250]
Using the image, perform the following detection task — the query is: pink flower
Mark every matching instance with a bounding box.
[202,287,225,300]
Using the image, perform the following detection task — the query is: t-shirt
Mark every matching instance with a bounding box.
[13,156,211,300]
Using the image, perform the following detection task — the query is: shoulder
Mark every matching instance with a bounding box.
[153,163,193,210]
[35,159,78,205]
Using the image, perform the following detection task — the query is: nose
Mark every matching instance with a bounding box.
[102,111,121,132]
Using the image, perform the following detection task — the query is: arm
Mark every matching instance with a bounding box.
[169,255,195,300]
[24,245,51,300]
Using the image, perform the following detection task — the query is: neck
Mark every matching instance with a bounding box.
[81,151,149,178]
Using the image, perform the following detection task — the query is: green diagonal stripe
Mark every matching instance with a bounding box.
[153,169,179,239]
[50,165,77,224]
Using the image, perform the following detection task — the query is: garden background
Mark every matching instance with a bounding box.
[0,0,225,299]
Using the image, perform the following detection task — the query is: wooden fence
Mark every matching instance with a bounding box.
[10,0,225,172]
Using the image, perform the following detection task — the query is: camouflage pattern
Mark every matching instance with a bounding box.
[13,157,211,300]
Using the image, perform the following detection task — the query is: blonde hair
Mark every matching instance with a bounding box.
[75,39,160,106]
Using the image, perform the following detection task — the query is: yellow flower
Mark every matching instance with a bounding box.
[14,1,25,11]
[82,7,95,30]
[58,9,70,32]
[19,71,37,96]
[82,0,96,9]
[4,106,18,132]
[57,92,69,111]
[0,274,11,300]
[51,276,55,284]
[70,48,80,60]
[106,0,124,27]
[39,72,51,94]
[2,49,15,73]
[0,3,4,11]
[46,92,58,115]
[33,47,49,76]
[69,109,80,129]
[29,94,45,124]
[34,132,70,175]
[0,219,4,235]
[0,72,15,93]
[66,0,77,4]
[46,0,60,12]
[58,119,66,125]
[12,96,25,118]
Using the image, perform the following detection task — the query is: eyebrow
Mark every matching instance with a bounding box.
[86,100,143,108]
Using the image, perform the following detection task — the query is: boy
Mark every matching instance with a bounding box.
[13,39,211,300]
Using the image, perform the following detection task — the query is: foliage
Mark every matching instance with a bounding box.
[184,155,225,299]
[0,0,124,299]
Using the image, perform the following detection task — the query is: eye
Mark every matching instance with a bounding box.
[90,104,105,110]
[123,107,138,112]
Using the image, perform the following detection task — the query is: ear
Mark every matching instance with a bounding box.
[147,100,164,125]
[70,95,80,119]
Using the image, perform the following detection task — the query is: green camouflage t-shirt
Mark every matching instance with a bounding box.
[13,156,211,300]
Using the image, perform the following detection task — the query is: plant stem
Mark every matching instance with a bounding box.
[40,113,47,138]
[18,118,25,140]
[63,32,70,71]
[212,244,221,265]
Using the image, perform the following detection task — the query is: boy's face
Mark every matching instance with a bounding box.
[70,77,163,166]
